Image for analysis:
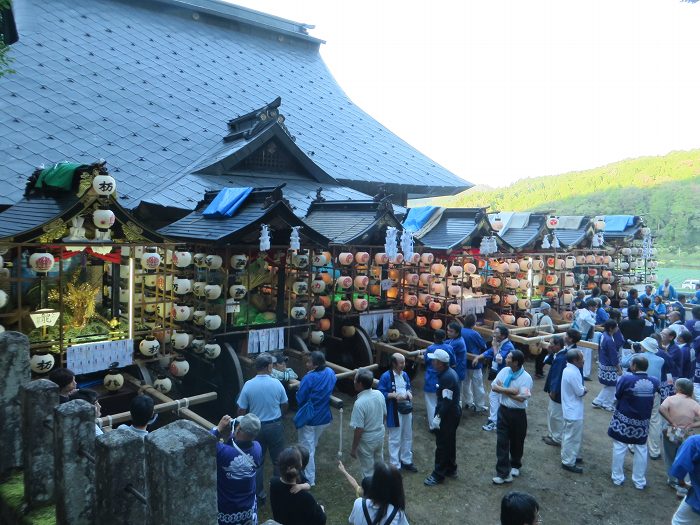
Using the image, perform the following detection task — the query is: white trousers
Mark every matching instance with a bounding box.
[581,346,592,378]
[561,419,583,466]
[611,439,648,489]
[648,394,661,457]
[672,500,700,525]
[358,432,384,479]
[387,413,413,468]
[593,385,616,408]
[463,369,486,408]
[489,390,501,423]
[298,423,330,486]
[547,399,564,443]
[424,392,437,429]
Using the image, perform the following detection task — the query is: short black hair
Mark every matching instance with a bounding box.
[495,325,509,338]
[447,320,462,333]
[463,314,477,328]
[679,294,686,302]
[603,319,618,332]
[628,305,640,320]
[566,348,582,363]
[309,350,326,370]
[433,329,446,343]
[629,288,638,297]
[549,335,564,349]
[501,491,539,525]
[509,349,525,367]
[49,368,75,390]
[590,287,601,297]
[642,297,651,307]
[69,389,98,404]
[129,395,155,426]
[566,328,581,343]
[255,353,274,370]
[355,369,374,390]
[585,299,598,309]
[631,355,649,372]
[678,330,693,344]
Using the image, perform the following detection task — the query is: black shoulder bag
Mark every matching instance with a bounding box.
[391,371,413,415]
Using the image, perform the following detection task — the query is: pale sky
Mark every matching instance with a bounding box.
[232,0,700,187]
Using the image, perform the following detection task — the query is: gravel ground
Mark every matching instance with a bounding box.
[256,359,683,525]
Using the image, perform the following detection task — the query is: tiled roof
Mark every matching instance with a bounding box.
[0,194,80,241]
[552,216,591,248]
[604,216,644,241]
[158,190,328,245]
[303,200,403,245]
[418,208,487,250]
[497,214,547,250]
[0,0,472,209]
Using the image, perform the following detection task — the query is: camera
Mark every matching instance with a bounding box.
[230,417,240,431]
[631,342,641,352]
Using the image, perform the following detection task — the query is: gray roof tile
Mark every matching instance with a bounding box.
[1,0,471,208]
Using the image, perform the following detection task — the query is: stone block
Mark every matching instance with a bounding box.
[54,399,96,525]
[21,378,58,507]
[96,428,147,525]
[145,420,217,525]
[0,331,31,475]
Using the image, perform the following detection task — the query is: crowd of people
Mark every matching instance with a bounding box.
[43,278,700,524]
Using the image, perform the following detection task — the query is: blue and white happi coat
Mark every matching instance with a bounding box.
[608,372,660,445]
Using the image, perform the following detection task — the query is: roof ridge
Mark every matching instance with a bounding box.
[151,0,325,44]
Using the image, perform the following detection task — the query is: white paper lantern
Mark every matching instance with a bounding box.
[205,314,222,331]
[153,375,172,394]
[30,353,55,374]
[141,250,161,270]
[29,252,55,273]
[172,251,193,268]
[204,342,221,360]
[92,173,116,196]
[139,336,161,357]
[103,369,124,392]
[93,208,115,230]
[0,289,7,309]
[169,356,190,377]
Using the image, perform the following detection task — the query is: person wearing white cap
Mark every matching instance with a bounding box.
[622,337,666,460]
[608,355,660,489]
[424,348,461,486]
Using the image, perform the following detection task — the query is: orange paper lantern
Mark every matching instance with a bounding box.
[317,318,331,331]
[416,315,428,327]
[430,319,443,330]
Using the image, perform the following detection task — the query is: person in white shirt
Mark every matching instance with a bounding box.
[560,349,587,473]
[348,462,409,525]
[491,350,534,485]
[350,370,387,479]
[573,299,597,380]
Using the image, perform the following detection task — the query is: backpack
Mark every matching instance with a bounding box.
[362,499,400,525]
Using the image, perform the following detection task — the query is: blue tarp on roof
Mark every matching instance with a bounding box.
[202,187,253,218]
[604,215,635,232]
[403,206,440,232]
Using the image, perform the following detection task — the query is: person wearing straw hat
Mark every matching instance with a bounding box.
[609,354,660,489]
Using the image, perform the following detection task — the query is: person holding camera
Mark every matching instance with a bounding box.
[378,353,417,473]
[211,413,262,525]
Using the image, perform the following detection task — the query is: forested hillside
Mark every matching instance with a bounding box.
[436,149,700,251]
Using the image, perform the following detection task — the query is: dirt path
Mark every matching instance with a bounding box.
[258,360,682,524]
